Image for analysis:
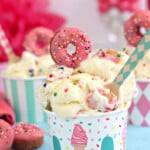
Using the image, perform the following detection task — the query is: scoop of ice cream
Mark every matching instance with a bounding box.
[77,49,137,109]
[121,44,150,79]
[76,49,129,82]
[4,51,55,78]
[120,44,135,56]
[38,49,137,118]
[46,65,74,82]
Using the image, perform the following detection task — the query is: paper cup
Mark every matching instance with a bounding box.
[128,79,150,126]
[45,109,128,150]
[1,74,47,123]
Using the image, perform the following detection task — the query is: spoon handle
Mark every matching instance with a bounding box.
[114,29,150,86]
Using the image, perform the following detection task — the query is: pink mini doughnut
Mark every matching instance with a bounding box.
[23,27,54,56]
[12,122,44,150]
[0,119,14,150]
[124,10,150,46]
[50,27,92,68]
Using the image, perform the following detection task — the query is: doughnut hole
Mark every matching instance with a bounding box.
[67,43,76,55]
[139,26,147,35]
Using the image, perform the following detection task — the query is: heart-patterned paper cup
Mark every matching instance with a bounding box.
[128,79,150,126]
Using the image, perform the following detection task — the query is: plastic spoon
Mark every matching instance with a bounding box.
[106,29,150,98]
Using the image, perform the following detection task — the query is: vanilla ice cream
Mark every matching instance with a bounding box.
[4,51,55,78]
[121,44,150,79]
[38,49,137,118]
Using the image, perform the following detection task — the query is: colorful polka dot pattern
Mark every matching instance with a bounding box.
[46,110,127,150]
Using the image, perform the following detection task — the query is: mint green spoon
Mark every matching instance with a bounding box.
[106,29,150,98]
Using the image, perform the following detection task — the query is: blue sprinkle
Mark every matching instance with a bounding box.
[59,66,64,70]
[43,83,47,87]
[29,69,33,73]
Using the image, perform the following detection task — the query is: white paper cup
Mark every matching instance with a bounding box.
[1,74,47,123]
[45,109,128,150]
[128,79,150,126]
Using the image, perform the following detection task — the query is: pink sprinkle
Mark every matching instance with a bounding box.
[60,124,63,128]
[104,125,107,129]
[101,51,106,57]
[89,129,92,133]
[97,119,101,123]
[49,74,53,78]
[106,117,110,121]
[96,144,100,147]
[64,88,69,93]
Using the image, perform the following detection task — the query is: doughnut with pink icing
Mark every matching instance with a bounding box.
[23,27,54,56]
[12,122,44,150]
[50,27,92,68]
[124,10,150,46]
[0,119,14,150]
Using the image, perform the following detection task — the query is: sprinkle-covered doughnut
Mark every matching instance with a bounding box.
[124,10,150,46]
[23,27,54,56]
[0,119,14,150]
[50,27,92,68]
[12,122,44,150]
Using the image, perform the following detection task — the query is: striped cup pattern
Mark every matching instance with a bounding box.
[2,76,47,123]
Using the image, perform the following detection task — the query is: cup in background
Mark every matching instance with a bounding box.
[1,74,47,123]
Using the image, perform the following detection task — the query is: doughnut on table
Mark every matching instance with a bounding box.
[35,123,150,150]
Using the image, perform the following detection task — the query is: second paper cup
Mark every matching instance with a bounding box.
[1,74,47,123]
